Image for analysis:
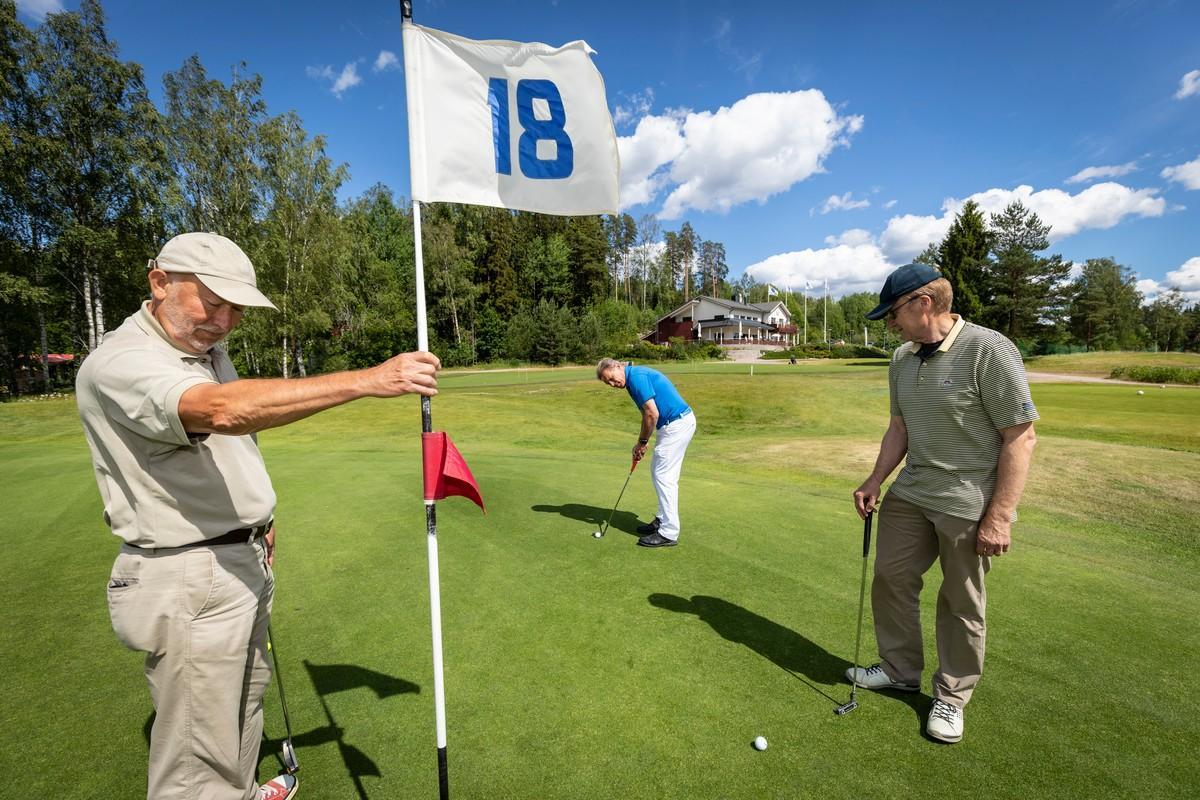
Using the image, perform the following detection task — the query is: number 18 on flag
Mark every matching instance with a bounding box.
[403,22,620,216]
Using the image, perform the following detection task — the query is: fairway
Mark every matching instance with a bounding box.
[2,363,1197,799]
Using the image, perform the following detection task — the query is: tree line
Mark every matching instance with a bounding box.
[2,1,1196,396]
[913,199,1199,354]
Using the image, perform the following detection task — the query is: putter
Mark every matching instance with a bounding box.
[593,457,639,538]
[835,509,874,716]
[267,624,300,774]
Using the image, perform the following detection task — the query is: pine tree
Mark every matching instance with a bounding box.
[985,201,1070,341]
[935,199,990,321]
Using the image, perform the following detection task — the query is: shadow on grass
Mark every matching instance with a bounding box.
[845,361,890,367]
[143,663,421,800]
[648,593,931,728]
[302,662,420,800]
[531,502,644,536]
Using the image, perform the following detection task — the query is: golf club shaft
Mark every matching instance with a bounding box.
[268,624,296,748]
[599,461,637,535]
[848,511,874,702]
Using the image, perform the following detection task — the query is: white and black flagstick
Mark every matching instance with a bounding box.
[400,2,450,797]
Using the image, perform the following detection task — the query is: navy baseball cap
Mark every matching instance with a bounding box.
[865,263,943,320]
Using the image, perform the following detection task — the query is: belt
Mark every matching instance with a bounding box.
[663,409,693,425]
[128,519,273,550]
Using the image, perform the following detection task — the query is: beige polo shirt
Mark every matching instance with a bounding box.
[887,315,1039,521]
[76,302,276,548]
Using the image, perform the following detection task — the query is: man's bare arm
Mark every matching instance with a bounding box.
[976,422,1037,555]
[853,415,908,517]
[180,351,440,436]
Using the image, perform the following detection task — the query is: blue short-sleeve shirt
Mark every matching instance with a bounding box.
[625,366,690,429]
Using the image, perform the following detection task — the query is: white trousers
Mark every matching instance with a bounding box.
[652,412,697,541]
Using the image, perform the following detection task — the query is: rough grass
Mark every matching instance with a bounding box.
[1025,350,1200,377]
[1,365,1197,798]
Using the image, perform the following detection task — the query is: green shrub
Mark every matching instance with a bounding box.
[1109,365,1200,385]
[762,344,889,360]
[612,339,725,363]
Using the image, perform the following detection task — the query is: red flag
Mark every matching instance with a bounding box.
[421,432,485,511]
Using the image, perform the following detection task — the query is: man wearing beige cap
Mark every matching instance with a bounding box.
[76,232,440,800]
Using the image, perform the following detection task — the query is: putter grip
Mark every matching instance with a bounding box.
[862,511,873,558]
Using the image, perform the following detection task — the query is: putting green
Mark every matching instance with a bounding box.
[1,363,1196,798]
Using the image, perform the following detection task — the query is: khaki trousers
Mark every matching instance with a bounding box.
[107,539,274,800]
[872,493,990,707]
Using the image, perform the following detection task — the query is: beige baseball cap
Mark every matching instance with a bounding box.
[150,232,278,310]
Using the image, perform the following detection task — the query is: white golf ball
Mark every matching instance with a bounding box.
[753,736,768,751]
[1137,390,1144,395]
[593,531,603,538]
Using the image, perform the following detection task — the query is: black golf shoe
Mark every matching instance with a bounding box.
[636,531,677,548]
[636,517,662,535]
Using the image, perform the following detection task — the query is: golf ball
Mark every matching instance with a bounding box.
[593,531,603,538]
[753,736,768,751]
[1137,390,1144,395]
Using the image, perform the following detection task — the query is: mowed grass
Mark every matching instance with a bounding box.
[1,361,1197,799]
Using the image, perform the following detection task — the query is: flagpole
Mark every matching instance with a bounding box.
[801,281,811,345]
[402,2,450,798]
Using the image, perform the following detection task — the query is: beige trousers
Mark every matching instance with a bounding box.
[872,493,991,707]
[107,540,274,800]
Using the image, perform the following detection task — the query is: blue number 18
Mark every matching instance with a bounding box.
[488,78,574,180]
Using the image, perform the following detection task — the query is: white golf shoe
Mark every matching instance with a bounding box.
[927,698,964,743]
[258,774,298,800]
[844,663,919,692]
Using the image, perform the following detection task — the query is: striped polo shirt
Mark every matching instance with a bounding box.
[887,315,1038,521]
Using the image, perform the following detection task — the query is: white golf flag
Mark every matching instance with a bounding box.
[402,22,620,216]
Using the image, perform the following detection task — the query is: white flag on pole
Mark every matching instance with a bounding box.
[402,22,620,216]
[767,284,778,298]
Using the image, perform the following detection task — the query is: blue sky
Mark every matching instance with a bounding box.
[16,0,1200,301]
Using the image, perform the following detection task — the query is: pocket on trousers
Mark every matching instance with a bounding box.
[107,559,153,652]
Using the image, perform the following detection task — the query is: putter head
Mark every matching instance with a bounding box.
[282,740,300,774]
[833,700,858,716]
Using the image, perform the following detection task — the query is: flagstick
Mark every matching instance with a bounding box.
[413,198,450,800]
[401,3,450,796]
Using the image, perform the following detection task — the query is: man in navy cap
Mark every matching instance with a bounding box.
[848,263,1038,743]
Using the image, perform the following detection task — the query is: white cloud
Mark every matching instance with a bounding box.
[1138,258,1200,305]
[1161,155,1200,190]
[824,229,875,247]
[1065,161,1138,184]
[744,242,893,297]
[14,0,62,21]
[373,50,400,73]
[617,90,862,218]
[616,115,687,209]
[613,88,655,128]
[1165,256,1200,292]
[879,182,1166,262]
[1175,69,1200,100]
[879,212,954,262]
[883,199,897,209]
[306,62,362,98]
[820,192,871,214]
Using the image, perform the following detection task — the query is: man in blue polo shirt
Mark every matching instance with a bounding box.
[596,358,697,547]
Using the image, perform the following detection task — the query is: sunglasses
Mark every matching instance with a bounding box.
[886,293,927,320]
